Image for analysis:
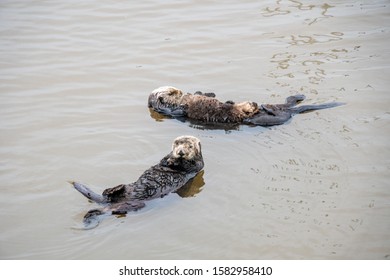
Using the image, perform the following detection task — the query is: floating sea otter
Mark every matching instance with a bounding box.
[148,86,344,127]
[71,135,204,227]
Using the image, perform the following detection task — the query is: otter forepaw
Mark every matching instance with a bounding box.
[204,92,216,98]
[194,91,216,98]
[170,107,186,117]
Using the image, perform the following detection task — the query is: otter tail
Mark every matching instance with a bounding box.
[290,102,345,114]
[70,181,106,204]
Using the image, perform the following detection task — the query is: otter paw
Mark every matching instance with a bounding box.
[194,91,216,98]
[204,92,216,98]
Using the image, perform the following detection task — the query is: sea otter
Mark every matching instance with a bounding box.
[148,86,344,126]
[148,86,259,123]
[71,135,204,226]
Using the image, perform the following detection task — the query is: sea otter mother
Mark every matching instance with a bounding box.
[148,86,344,126]
[71,135,204,227]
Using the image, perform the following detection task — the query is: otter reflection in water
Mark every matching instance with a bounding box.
[148,86,344,128]
[71,136,205,228]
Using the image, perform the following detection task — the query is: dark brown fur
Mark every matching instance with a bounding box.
[181,94,259,123]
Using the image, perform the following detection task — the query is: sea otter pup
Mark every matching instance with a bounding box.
[148,86,259,123]
[148,86,343,126]
[71,135,204,226]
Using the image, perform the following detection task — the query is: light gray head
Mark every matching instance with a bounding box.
[148,86,184,109]
[171,135,202,160]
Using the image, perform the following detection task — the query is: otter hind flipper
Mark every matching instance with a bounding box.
[82,208,109,229]
[285,95,306,107]
[80,198,146,228]
[261,104,277,116]
[244,111,293,126]
[111,201,146,215]
[291,102,345,114]
[71,181,106,204]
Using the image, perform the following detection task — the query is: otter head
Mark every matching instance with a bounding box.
[170,135,202,161]
[148,86,184,112]
[236,101,259,115]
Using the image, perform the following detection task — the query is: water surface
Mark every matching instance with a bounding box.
[0,0,389,259]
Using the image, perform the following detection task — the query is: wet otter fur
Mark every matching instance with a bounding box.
[182,94,259,123]
[71,135,204,226]
[148,86,259,123]
[148,86,344,126]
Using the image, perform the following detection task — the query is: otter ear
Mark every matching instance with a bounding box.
[172,141,176,151]
[168,88,181,96]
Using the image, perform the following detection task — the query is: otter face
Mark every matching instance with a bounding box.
[150,86,184,108]
[236,101,259,115]
[171,135,202,161]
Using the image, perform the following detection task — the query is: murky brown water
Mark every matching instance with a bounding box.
[0,0,389,260]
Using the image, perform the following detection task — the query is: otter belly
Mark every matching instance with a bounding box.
[130,167,197,200]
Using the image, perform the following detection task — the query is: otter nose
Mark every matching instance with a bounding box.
[178,150,185,157]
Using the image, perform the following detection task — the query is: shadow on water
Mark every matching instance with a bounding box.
[176,170,205,198]
[149,108,243,132]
